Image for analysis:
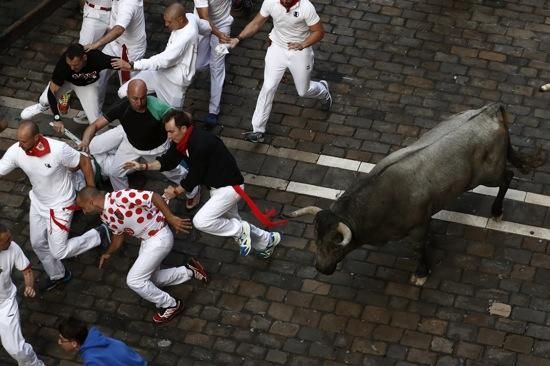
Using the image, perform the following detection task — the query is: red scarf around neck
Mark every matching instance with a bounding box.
[281,0,299,12]
[25,135,51,157]
[175,125,287,229]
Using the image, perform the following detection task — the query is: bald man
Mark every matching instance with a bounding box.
[79,80,198,203]
[113,3,211,109]
[0,121,110,291]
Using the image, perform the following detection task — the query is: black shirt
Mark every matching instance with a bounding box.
[157,127,244,191]
[104,98,168,151]
[51,50,115,87]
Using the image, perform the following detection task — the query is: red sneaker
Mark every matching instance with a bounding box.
[152,299,184,324]
[186,258,209,284]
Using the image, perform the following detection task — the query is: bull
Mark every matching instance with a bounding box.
[286,104,543,285]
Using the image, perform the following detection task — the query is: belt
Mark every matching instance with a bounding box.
[85,1,112,11]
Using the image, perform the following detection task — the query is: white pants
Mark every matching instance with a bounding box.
[196,16,233,115]
[97,42,145,107]
[89,126,187,191]
[0,296,44,366]
[118,71,190,110]
[79,3,110,45]
[126,226,192,308]
[39,82,102,123]
[193,185,270,251]
[29,198,102,280]
[251,43,329,133]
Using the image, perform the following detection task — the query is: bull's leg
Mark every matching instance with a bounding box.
[491,169,514,219]
[408,225,431,286]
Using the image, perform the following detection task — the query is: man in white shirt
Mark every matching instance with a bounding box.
[229,0,332,142]
[194,0,233,126]
[79,0,112,46]
[0,224,45,366]
[85,0,147,108]
[0,121,110,291]
[76,187,209,324]
[113,3,211,109]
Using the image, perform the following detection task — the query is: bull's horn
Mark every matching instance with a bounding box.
[337,222,352,246]
[284,206,322,218]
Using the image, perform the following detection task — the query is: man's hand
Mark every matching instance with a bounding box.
[78,138,91,153]
[123,160,142,171]
[213,30,231,43]
[111,58,132,71]
[51,121,65,135]
[288,42,305,50]
[24,286,36,298]
[98,253,111,269]
[166,215,193,234]
[163,185,179,200]
[84,43,98,52]
[227,38,240,49]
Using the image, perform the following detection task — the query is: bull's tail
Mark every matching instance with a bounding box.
[499,106,545,174]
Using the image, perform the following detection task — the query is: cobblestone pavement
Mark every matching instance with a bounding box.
[2,0,550,365]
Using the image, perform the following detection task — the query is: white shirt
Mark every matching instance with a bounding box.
[0,138,81,209]
[134,14,210,85]
[110,0,147,60]
[86,0,112,8]
[260,0,320,48]
[101,190,166,241]
[0,242,30,302]
[194,0,232,25]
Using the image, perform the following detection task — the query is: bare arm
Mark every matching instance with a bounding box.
[99,232,125,269]
[78,154,95,187]
[123,159,161,172]
[288,21,325,50]
[151,192,192,233]
[196,7,230,43]
[228,13,269,48]
[79,116,110,152]
[85,25,125,51]
[22,267,35,298]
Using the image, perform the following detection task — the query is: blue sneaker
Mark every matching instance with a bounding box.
[41,270,72,292]
[95,223,111,250]
[257,232,281,259]
[237,221,252,256]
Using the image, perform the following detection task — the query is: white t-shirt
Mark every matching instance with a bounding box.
[0,138,80,209]
[101,189,166,241]
[260,0,320,48]
[194,0,232,25]
[0,242,30,302]
[110,0,147,59]
[86,0,112,8]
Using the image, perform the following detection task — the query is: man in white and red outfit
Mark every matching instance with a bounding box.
[0,224,45,366]
[76,186,209,324]
[0,121,109,291]
[124,110,285,258]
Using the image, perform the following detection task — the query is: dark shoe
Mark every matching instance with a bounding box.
[153,299,184,324]
[243,131,265,143]
[320,80,332,111]
[95,223,111,250]
[205,113,218,125]
[186,258,209,284]
[41,270,72,292]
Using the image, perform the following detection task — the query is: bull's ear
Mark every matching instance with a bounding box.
[336,222,352,246]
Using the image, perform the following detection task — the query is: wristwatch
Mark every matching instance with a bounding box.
[54,114,61,121]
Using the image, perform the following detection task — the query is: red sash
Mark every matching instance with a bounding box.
[120,44,131,84]
[25,135,51,157]
[49,205,80,233]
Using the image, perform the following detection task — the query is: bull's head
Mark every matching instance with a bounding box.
[286,206,353,275]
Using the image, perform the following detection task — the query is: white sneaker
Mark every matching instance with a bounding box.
[320,80,332,111]
[257,232,281,259]
[21,103,48,120]
[73,111,89,124]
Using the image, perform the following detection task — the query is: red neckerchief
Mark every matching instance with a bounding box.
[281,0,299,12]
[175,125,194,156]
[25,135,51,157]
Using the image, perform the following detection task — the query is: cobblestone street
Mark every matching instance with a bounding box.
[2,0,550,365]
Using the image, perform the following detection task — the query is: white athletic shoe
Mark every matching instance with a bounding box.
[320,80,332,111]
[21,103,48,120]
[540,83,550,92]
[73,111,89,124]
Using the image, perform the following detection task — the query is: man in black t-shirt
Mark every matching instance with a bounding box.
[20,43,115,130]
[78,79,197,198]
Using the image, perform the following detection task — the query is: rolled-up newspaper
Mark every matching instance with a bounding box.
[49,122,81,145]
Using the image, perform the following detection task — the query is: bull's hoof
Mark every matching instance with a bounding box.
[410,274,428,286]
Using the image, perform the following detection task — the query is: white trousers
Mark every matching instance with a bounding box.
[193,185,270,251]
[196,16,233,115]
[251,43,329,133]
[126,226,192,308]
[0,296,44,366]
[89,126,187,191]
[29,198,102,280]
[39,82,102,123]
[118,71,190,110]
[79,4,110,45]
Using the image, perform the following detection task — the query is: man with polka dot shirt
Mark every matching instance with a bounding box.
[76,186,208,324]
